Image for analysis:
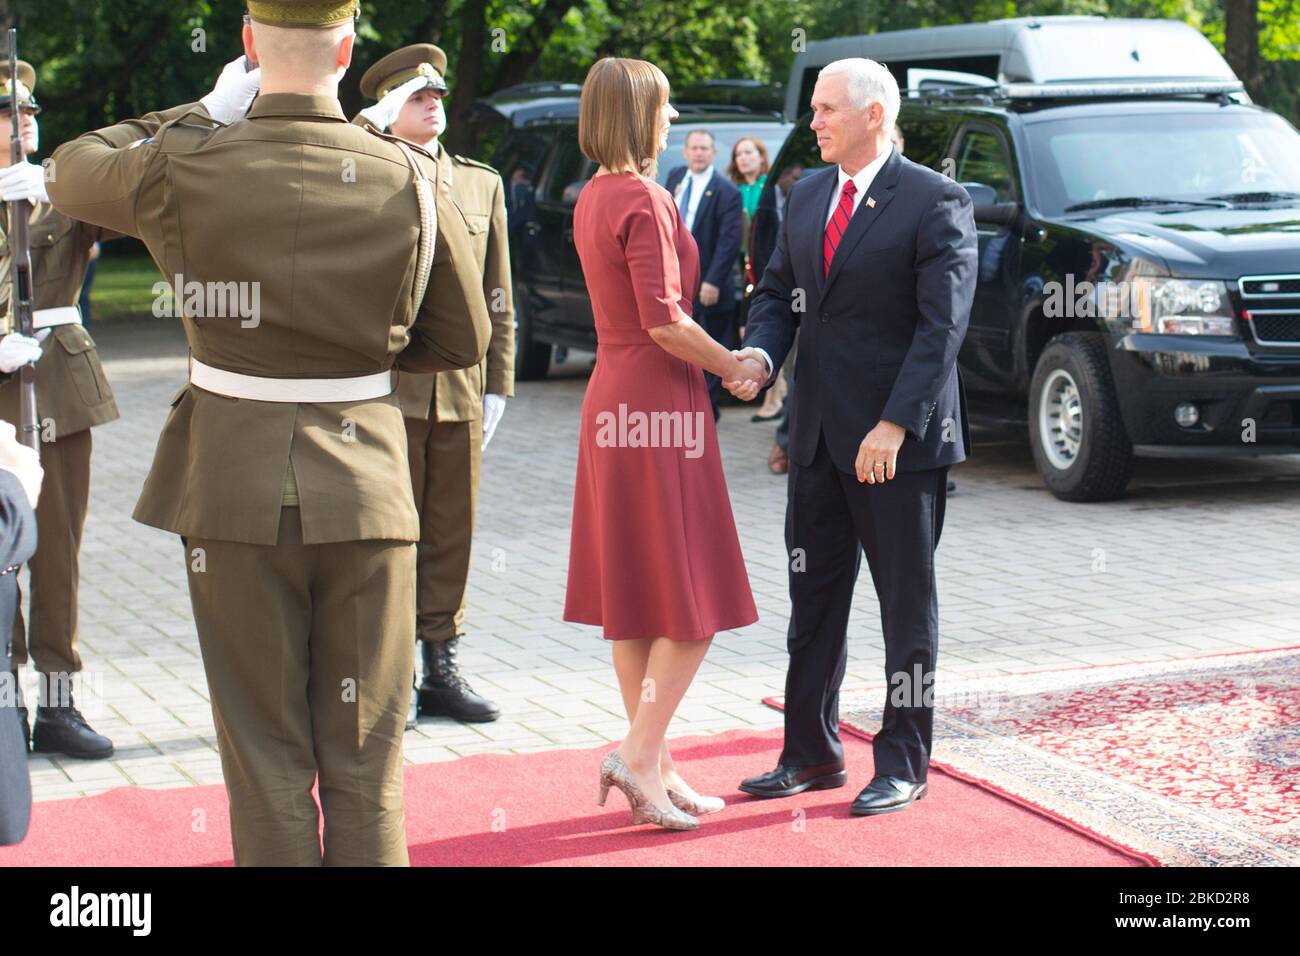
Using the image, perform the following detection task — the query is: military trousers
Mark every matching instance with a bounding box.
[404,415,483,644]
[184,507,415,866]
[12,427,92,680]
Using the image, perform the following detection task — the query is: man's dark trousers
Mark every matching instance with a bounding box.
[780,427,949,784]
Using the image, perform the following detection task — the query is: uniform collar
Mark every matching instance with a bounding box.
[246,93,348,121]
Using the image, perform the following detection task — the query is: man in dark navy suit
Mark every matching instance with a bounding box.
[665,130,743,420]
[733,58,977,815]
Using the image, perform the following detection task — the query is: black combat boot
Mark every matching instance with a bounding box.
[418,637,500,723]
[31,677,114,760]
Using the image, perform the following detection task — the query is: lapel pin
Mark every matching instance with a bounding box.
[866,196,876,208]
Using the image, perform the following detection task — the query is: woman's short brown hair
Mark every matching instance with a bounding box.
[578,57,670,180]
[727,136,770,184]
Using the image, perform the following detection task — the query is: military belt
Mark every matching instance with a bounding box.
[32,306,82,329]
[188,356,395,403]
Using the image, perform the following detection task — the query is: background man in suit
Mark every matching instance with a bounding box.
[733,57,976,816]
[665,130,742,420]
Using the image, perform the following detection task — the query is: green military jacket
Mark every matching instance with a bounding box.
[0,202,120,438]
[395,148,514,422]
[47,94,491,545]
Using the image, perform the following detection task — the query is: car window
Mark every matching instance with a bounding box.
[494,128,551,185]
[894,114,956,173]
[539,129,592,205]
[955,128,1015,203]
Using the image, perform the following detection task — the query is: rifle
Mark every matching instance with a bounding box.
[5,27,37,450]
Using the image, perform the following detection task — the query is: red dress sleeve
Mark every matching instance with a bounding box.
[619,183,685,330]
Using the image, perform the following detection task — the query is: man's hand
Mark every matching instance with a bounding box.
[359,76,428,133]
[0,419,43,508]
[855,419,907,484]
[699,282,720,307]
[200,56,262,125]
[723,350,766,402]
[0,330,50,374]
[481,393,506,450]
[0,161,49,204]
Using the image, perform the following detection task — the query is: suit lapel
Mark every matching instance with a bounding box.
[805,167,839,297]
[689,169,715,236]
[823,149,902,297]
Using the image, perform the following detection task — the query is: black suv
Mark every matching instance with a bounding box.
[750,86,1300,500]
[473,85,792,380]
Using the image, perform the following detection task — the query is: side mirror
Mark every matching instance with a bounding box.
[973,202,1021,227]
[960,182,997,207]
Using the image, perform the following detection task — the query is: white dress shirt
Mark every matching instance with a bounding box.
[674,165,715,233]
[750,144,895,383]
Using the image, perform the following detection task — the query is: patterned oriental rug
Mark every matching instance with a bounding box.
[767,646,1300,866]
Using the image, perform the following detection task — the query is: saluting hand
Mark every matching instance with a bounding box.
[200,56,262,125]
[359,76,429,133]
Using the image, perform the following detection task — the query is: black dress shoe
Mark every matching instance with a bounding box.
[417,637,500,723]
[850,774,928,816]
[738,762,847,799]
[31,693,114,760]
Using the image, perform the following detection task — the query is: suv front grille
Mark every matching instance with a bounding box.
[1239,274,1300,348]
[1241,275,1300,297]
[1246,310,1300,345]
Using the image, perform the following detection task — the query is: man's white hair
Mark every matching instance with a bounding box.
[819,57,899,133]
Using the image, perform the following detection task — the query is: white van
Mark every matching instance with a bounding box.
[784,16,1242,121]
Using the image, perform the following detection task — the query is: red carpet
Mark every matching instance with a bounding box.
[0,728,1149,866]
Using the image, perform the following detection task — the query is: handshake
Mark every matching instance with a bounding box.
[721,348,770,402]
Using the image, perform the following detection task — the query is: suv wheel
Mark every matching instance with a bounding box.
[513,279,552,381]
[1028,333,1134,501]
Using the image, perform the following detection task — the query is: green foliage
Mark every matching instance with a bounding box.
[11,0,1299,159]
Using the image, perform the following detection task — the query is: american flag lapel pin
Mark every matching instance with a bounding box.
[866,196,876,208]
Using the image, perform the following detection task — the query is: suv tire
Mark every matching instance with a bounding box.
[513,278,552,381]
[1028,333,1134,501]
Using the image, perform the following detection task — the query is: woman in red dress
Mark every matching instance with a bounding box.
[564,58,766,830]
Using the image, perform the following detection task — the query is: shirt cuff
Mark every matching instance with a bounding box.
[751,347,776,385]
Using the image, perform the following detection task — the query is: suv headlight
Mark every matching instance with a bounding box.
[1130,278,1236,335]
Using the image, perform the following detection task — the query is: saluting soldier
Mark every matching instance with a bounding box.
[0,59,118,760]
[48,1,491,866]
[356,44,514,723]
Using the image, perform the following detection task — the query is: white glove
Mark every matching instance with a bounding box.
[359,76,429,132]
[200,56,262,125]
[0,419,43,509]
[0,330,50,374]
[0,161,49,203]
[481,394,506,450]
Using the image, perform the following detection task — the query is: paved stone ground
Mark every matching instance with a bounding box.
[19,316,1300,800]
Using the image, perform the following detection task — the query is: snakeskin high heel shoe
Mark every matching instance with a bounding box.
[598,750,699,830]
[666,786,725,815]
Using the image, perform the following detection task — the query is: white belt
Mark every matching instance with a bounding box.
[188,357,395,403]
[33,306,82,329]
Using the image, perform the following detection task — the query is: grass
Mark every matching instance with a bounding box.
[87,255,166,322]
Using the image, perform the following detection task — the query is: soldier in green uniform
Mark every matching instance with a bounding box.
[0,59,118,760]
[48,1,491,866]
[357,44,514,723]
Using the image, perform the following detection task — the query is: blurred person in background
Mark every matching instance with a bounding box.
[666,130,743,421]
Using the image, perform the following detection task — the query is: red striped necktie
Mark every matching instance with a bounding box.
[823,179,857,278]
